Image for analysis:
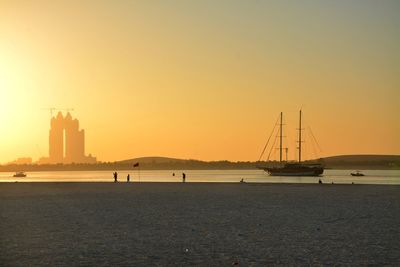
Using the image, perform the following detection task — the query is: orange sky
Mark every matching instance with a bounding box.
[0,1,399,163]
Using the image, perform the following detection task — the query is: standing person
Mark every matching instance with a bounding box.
[127,174,130,183]
[113,172,118,183]
[182,172,186,183]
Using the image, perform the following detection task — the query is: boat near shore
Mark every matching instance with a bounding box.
[13,172,27,177]
[265,163,324,176]
[351,171,365,177]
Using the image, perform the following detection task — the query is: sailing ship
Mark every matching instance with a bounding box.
[260,110,324,176]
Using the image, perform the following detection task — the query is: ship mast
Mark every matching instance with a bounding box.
[298,109,302,163]
[279,112,283,162]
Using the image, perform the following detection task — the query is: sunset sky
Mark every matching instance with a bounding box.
[0,0,399,163]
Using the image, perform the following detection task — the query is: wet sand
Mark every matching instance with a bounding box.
[1,182,399,266]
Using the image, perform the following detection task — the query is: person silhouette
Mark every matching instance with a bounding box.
[127,174,130,183]
[318,178,322,184]
[113,172,118,183]
[182,172,186,183]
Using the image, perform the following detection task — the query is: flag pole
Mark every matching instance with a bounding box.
[138,165,141,182]
[133,162,140,182]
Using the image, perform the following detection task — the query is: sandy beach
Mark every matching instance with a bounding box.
[1,182,399,266]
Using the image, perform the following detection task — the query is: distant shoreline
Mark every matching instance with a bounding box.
[1,155,399,172]
[0,165,399,173]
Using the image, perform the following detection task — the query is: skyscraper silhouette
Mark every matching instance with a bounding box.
[64,112,85,163]
[49,112,64,163]
[40,112,96,164]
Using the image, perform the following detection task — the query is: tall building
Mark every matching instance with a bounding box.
[39,112,96,164]
[64,112,85,163]
[49,112,64,163]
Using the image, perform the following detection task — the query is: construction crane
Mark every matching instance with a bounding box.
[41,107,56,118]
[59,108,74,113]
[41,107,75,118]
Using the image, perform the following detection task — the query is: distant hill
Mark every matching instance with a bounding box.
[117,156,187,164]
[323,154,400,162]
[116,154,400,169]
[0,154,399,172]
[115,156,253,170]
[320,154,400,169]
[91,154,400,170]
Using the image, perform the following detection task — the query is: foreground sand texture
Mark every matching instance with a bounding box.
[1,183,399,266]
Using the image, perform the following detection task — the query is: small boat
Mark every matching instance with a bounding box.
[13,172,27,177]
[351,171,364,177]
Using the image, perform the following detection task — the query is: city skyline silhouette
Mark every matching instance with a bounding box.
[37,112,96,164]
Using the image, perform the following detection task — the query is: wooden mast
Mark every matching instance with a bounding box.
[298,109,302,163]
[280,112,283,162]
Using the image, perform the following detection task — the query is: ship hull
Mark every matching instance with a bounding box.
[262,164,324,177]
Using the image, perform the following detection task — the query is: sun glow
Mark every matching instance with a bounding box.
[0,1,399,164]
[0,45,48,162]
[0,59,14,131]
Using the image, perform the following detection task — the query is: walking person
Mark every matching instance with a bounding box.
[127,174,130,183]
[182,172,186,183]
[113,172,118,183]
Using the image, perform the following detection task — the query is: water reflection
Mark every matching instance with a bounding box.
[0,169,399,184]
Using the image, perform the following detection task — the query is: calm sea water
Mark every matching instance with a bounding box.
[0,169,399,184]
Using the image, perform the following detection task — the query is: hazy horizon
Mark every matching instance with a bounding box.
[1,0,399,164]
